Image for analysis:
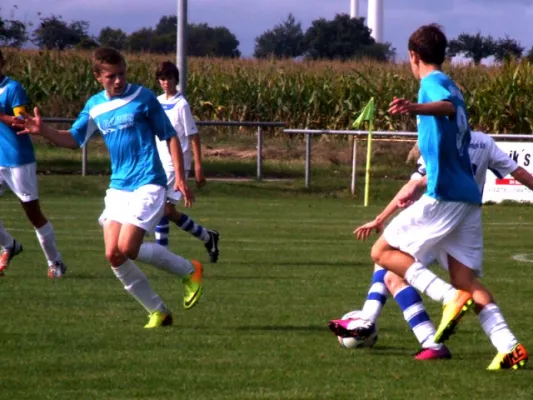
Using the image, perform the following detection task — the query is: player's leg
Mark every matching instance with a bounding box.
[11,163,65,277]
[167,206,219,263]
[103,219,172,328]
[0,218,23,275]
[446,256,528,370]
[328,264,388,338]
[123,184,204,310]
[385,271,451,360]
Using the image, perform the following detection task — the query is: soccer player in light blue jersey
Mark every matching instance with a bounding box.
[0,49,66,279]
[330,25,527,370]
[16,48,204,328]
[153,61,220,263]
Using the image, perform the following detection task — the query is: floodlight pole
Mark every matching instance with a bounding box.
[350,0,359,18]
[177,0,188,96]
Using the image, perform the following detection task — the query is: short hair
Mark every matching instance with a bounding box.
[155,61,180,83]
[408,24,447,65]
[92,47,125,74]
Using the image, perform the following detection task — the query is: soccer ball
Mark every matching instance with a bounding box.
[336,310,378,349]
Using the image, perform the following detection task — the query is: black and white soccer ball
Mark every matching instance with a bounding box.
[336,310,378,349]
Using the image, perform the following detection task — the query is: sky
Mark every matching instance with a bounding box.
[3,0,533,59]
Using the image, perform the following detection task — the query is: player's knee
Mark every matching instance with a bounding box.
[117,242,140,261]
[370,244,384,265]
[384,271,406,295]
[106,248,127,267]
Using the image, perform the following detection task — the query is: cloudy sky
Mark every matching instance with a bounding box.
[4,0,533,58]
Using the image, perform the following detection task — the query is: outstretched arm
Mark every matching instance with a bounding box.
[389,97,455,117]
[511,167,533,191]
[15,107,79,149]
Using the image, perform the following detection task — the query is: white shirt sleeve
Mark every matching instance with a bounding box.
[179,102,198,137]
[488,138,518,178]
[410,156,426,181]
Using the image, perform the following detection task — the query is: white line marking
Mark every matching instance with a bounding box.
[512,254,533,263]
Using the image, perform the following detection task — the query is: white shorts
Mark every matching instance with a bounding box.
[166,170,190,204]
[0,163,39,202]
[383,195,483,274]
[98,184,166,233]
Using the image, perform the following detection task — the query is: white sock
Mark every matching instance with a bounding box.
[360,266,388,322]
[404,262,457,305]
[0,220,14,248]
[35,222,61,265]
[479,303,518,353]
[136,242,194,277]
[112,259,167,314]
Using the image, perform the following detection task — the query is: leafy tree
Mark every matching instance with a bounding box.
[493,36,524,62]
[447,33,495,65]
[125,27,156,52]
[33,15,94,50]
[188,23,240,58]
[0,17,27,47]
[304,14,391,61]
[254,13,305,59]
[98,27,127,50]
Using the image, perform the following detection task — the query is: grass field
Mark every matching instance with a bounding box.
[1,176,533,400]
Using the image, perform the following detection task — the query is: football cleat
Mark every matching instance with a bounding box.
[487,343,528,370]
[434,290,473,343]
[48,260,67,279]
[204,230,219,263]
[0,240,23,276]
[144,311,173,328]
[414,345,452,360]
[328,318,375,339]
[182,260,203,309]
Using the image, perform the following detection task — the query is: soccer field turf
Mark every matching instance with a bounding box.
[1,177,532,400]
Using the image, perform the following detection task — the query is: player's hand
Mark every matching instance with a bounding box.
[195,168,206,189]
[353,219,384,241]
[175,179,195,207]
[14,107,42,135]
[0,114,24,132]
[388,97,413,115]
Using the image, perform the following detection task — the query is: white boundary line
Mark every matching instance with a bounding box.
[512,254,533,263]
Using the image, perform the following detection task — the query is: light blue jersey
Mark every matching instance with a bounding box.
[417,71,481,204]
[0,76,35,167]
[70,84,175,191]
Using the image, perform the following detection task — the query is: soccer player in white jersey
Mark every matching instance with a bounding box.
[0,49,66,279]
[330,25,528,370]
[153,61,220,263]
[331,132,533,366]
[15,48,204,328]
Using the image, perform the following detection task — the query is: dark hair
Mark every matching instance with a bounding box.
[408,24,447,65]
[92,47,125,73]
[155,61,179,83]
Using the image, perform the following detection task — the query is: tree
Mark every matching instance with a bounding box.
[493,36,524,63]
[0,17,27,47]
[447,33,495,65]
[125,27,156,52]
[188,23,240,58]
[304,14,391,61]
[254,13,305,59]
[98,27,127,50]
[33,15,94,50]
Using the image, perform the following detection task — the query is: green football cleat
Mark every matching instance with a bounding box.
[182,260,203,310]
[144,311,173,329]
[487,343,528,370]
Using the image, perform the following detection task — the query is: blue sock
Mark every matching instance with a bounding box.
[394,285,439,348]
[176,213,210,243]
[361,266,388,322]
[155,216,170,247]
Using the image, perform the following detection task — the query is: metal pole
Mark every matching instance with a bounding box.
[256,127,263,180]
[351,137,357,194]
[177,0,188,96]
[305,133,311,188]
[81,144,87,177]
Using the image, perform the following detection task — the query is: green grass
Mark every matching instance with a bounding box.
[1,176,532,399]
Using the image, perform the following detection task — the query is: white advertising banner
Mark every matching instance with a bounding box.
[482,141,533,203]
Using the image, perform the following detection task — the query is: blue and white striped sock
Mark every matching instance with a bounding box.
[155,216,170,247]
[394,285,441,349]
[176,213,210,243]
[361,266,389,322]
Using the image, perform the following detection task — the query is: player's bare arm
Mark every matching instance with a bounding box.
[389,97,455,117]
[191,134,206,188]
[167,135,195,207]
[15,107,78,149]
[510,167,533,190]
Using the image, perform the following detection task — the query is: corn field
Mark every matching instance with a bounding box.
[4,49,533,134]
